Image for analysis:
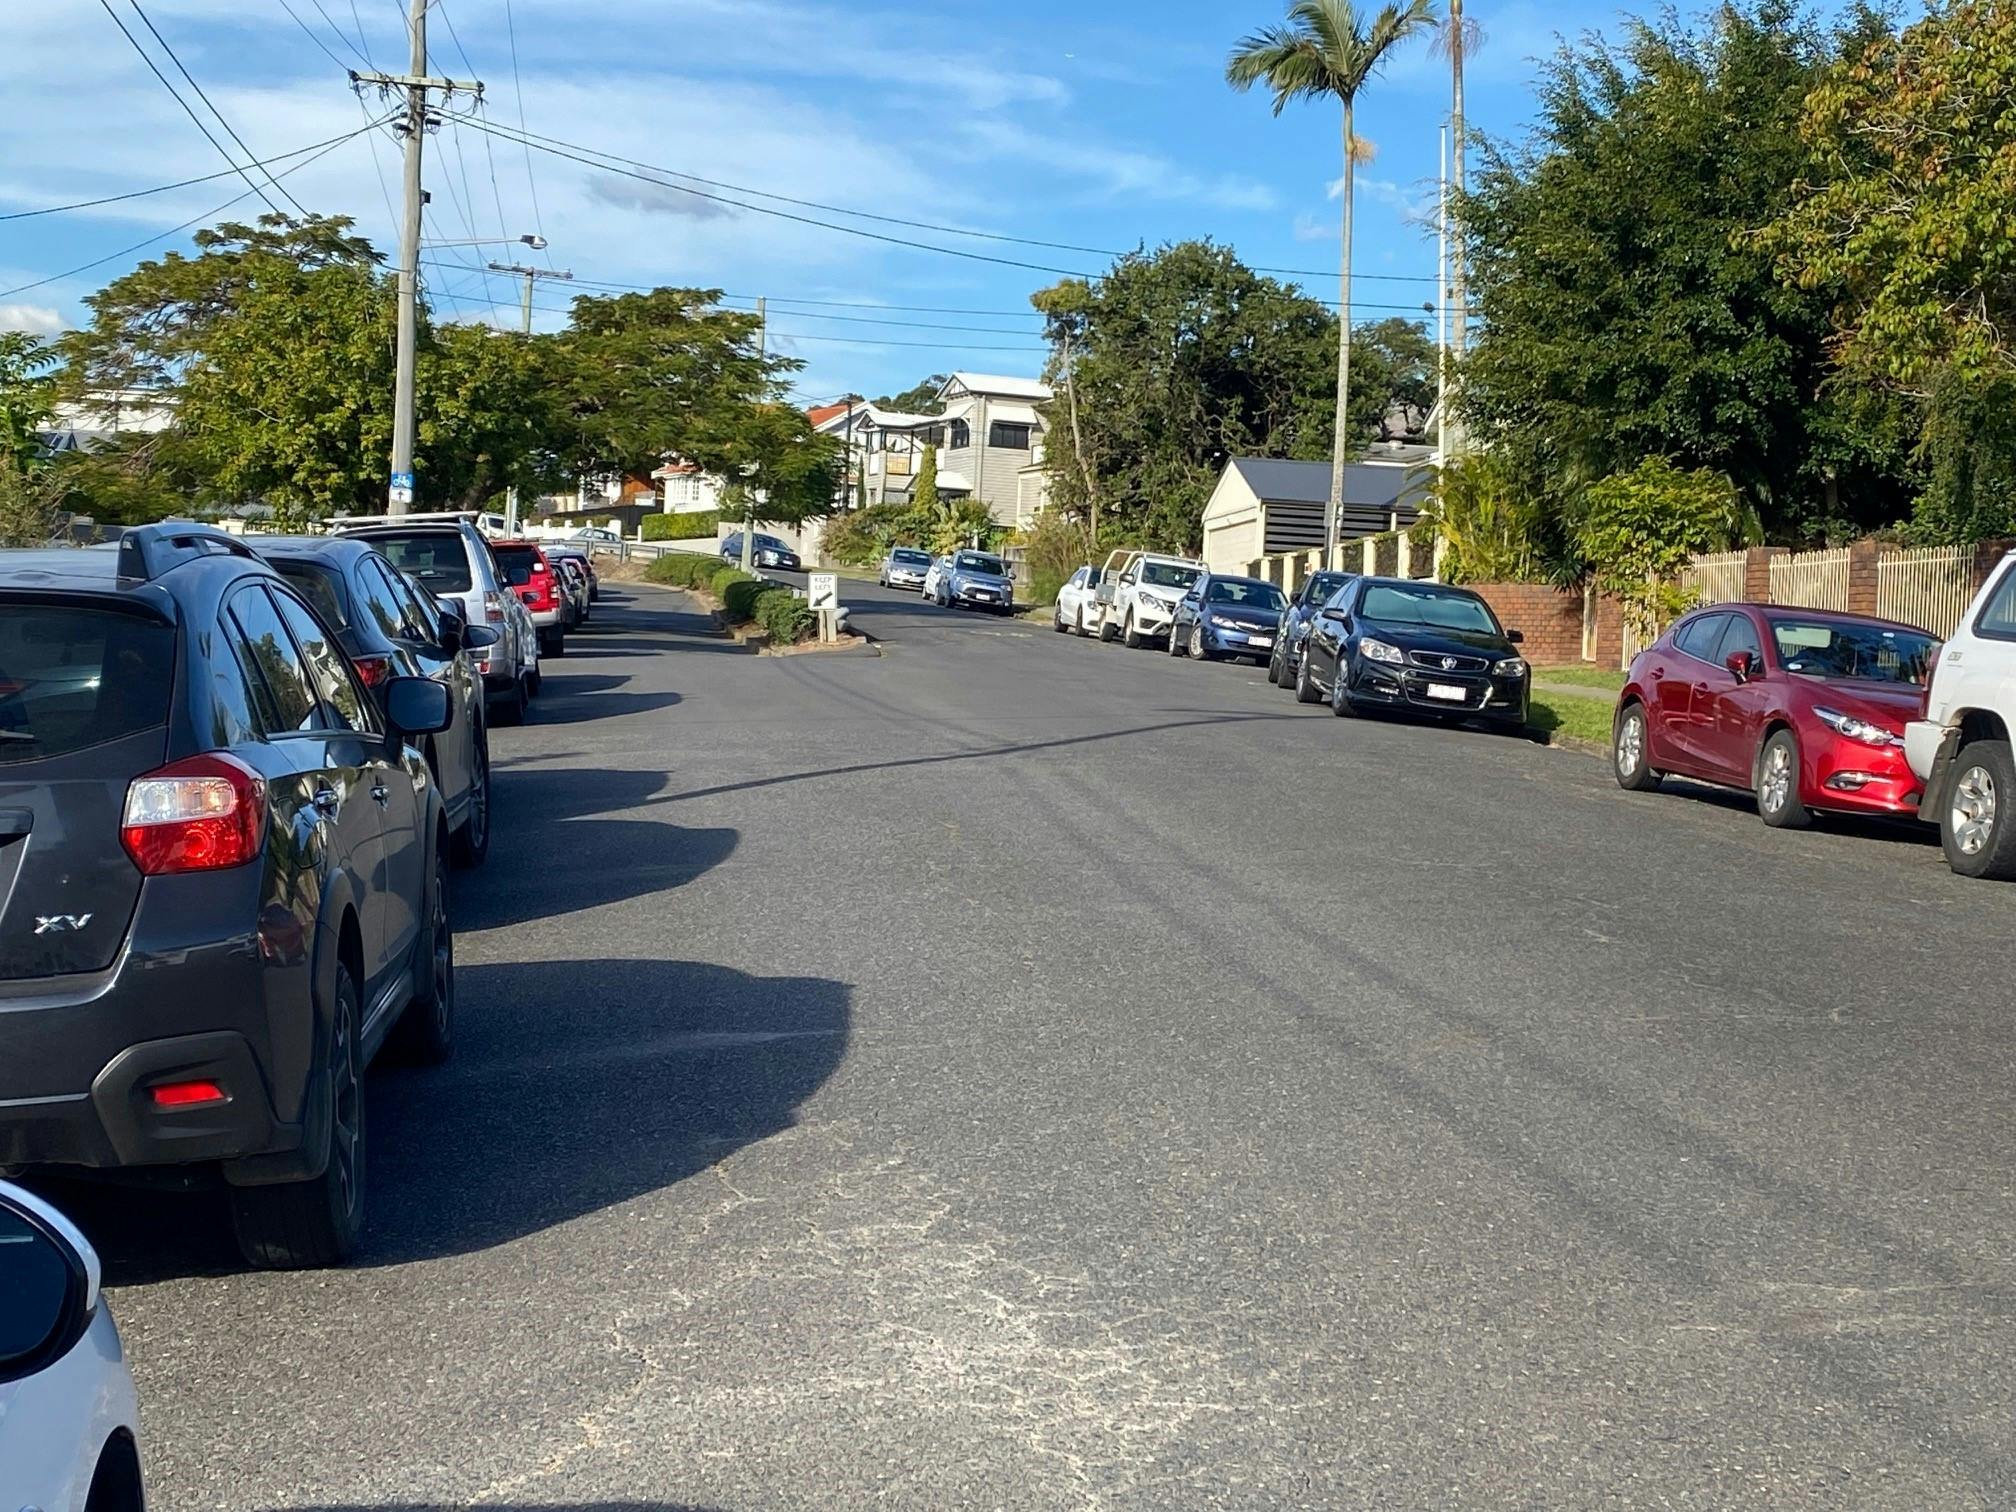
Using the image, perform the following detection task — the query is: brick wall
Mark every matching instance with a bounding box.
[1467,583,1587,665]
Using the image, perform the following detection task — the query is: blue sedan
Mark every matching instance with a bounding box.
[1168,573,1289,663]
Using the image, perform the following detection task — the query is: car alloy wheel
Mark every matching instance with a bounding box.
[1190,625,1207,660]
[1757,729,1811,829]
[1951,763,1997,857]
[1613,705,1660,792]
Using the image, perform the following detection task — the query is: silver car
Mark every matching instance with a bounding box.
[336,518,541,724]
[878,546,934,591]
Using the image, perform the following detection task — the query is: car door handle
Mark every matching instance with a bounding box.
[312,786,341,815]
[1649,667,1664,679]
[371,781,390,806]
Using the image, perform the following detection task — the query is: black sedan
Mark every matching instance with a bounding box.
[1268,569,1357,688]
[1168,573,1288,662]
[1295,576,1530,731]
[255,536,499,864]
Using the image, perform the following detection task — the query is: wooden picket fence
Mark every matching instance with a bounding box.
[1680,549,1747,606]
[1768,547,1852,612]
[1875,544,1975,639]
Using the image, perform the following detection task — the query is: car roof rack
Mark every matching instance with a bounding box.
[116,521,261,583]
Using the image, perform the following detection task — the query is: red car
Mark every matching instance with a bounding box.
[1612,602,1940,827]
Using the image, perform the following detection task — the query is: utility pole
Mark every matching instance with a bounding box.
[1436,125,1449,467]
[1062,329,1097,549]
[353,0,480,515]
[741,296,765,574]
[488,260,573,533]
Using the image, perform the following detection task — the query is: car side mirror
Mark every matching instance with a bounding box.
[0,1185,97,1387]
[434,601,467,653]
[1726,650,1759,682]
[385,676,452,736]
[463,623,501,651]
[1505,628,1525,645]
[1322,607,1349,623]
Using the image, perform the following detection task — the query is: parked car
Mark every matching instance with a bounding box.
[0,1182,145,1512]
[1168,573,1288,662]
[490,539,568,658]
[0,523,457,1267]
[567,526,621,545]
[334,517,539,725]
[879,546,933,591]
[552,553,592,627]
[1269,570,1358,687]
[1092,549,1204,648]
[1905,551,2016,877]
[541,540,600,604]
[1297,575,1530,731]
[1614,602,1938,830]
[253,536,495,867]
[721,532,802,572]
[925,549,1015,614]
[1052,563,1105,635]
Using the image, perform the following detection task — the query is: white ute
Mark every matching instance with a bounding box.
[1091,548,1205,649]
[1905,545,2016,879]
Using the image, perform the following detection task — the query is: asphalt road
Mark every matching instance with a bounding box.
[68,577,2016,1510]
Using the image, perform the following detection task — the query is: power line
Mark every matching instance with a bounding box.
[96,0,284,217]
[0,124,380,300]
[462,115,1438,285]
[500,0,549,258]
[0,126,401,223]
[770,332,1047,353]
[272,0,359,70]
[119,0,310,217]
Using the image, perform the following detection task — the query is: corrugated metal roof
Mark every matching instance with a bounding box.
[1228,456,1430,508]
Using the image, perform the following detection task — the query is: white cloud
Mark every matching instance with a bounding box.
[1327,174,1439,225]
[954,120,1279,213]
[1293,213,1335,243]
[0,304,62,335]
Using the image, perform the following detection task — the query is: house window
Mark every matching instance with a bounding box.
[988,421,1032,451]
[947,420,971,449]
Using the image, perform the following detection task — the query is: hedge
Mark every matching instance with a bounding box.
[641,510,721,542]
[754,589,813,644]
[640,552,815,643]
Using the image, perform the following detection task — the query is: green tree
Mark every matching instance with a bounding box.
[1756,0,2016,540]
[1032,242,1338,550]
[687,402,843,569]
[911,444,940,516]
[0,333,58,477]
[1228,0,1438,556]
[544,288,782,484]
[873,376,947,415]
[1457,2,1912,544]
[1574,458,1753,634]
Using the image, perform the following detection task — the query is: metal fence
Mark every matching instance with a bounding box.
[1876,544,1974,638]
[1768,546,1852,611]
[1681,549,1747,606]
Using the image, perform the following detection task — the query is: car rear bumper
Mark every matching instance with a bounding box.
[0,901,313,1176]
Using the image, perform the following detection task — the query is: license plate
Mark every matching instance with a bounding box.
[1426,682,1468,702]
[1247,635,1273,649]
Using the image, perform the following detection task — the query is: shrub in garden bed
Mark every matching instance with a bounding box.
[754,589,813,644]
[641,510,720,541]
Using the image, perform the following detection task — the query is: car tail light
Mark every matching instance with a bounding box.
[483,590,506,625]
[121,753,267,875]
[151,1079,228,1108]
[352,654,392,689]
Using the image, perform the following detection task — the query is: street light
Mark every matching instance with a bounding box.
[421,233,546,249]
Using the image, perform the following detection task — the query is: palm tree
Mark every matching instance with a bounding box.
[1228,0,1438,560]
[1433,0,1484,371]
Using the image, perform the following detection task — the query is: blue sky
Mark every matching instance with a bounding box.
[7,0,1625,404]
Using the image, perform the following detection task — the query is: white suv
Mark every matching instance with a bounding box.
[1093,549,1205,648]
[1905,548,2016,879]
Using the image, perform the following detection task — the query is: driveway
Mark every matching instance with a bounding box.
[79,579,2016,1509]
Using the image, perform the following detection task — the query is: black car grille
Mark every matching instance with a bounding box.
[1406,649,1491,673]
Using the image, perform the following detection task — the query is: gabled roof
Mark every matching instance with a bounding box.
[806,401,852,428]
[940,371,1053,402]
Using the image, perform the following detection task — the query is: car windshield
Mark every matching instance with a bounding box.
[367,532,474,593]
[955,554,1005,575]
[1359,583,1500,635]
[1205,579,1286,610]
[1142,562,1200,589]
[0,603,175,764]
[892,549,931,565]
[1769,618,1937,685]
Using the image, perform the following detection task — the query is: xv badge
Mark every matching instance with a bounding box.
[34,913,93,934]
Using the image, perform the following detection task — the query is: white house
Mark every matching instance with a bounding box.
[652,458,724,515]
[931,372,1052,528]
[810,400,939,507]
[1199,451,1434,574]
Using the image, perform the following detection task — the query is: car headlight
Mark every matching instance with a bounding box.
[1208,614,1240,629]
[1815,706,1903,747]
[1360,638,1404,665]
[1494,656,1528,678]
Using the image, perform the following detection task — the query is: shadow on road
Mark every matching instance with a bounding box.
[460,766,735,930]
[270,1505,726,1511]
[69,956,850,1281]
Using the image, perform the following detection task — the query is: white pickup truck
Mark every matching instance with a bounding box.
[1905,545,2016,880]
[1091,548,1206,649]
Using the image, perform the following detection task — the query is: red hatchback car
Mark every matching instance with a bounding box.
[1612,603,1940,827]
